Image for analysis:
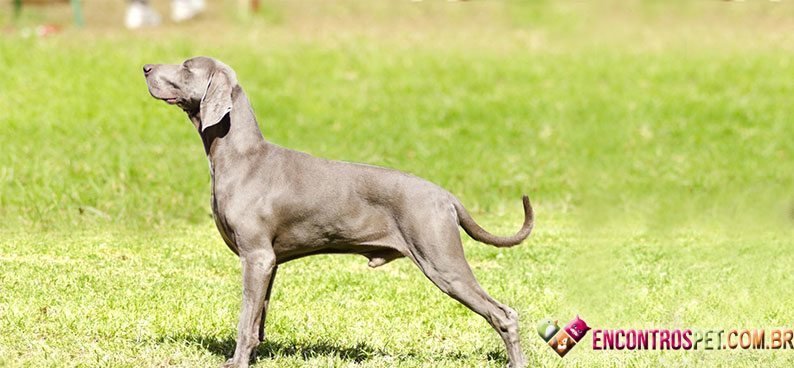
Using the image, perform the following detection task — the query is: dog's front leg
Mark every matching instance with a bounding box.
[222,249,276,368]
[258,265,277,343]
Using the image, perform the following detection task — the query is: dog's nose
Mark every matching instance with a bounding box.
[143,64,153,75]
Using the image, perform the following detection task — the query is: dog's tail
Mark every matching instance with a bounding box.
[454,195,534,248]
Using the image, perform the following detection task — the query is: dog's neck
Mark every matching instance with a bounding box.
[190,86,269,176]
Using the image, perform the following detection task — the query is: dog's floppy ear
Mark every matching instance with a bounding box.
[199,66,235,132]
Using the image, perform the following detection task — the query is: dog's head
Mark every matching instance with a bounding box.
[143,56,237,132]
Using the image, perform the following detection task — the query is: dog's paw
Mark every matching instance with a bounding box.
[220,358,247,368]
[507,359,528,368]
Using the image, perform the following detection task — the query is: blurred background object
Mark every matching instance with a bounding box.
[9,0,266,29]
[125,0,207,29]
[12,0,84,26]
[170,0,205,23]
[124,0,161,29]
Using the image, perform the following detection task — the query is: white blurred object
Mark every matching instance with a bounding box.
[125,2,162,29]
[172,0,206,23]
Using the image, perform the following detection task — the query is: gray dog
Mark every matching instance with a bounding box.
[143,56,534,368]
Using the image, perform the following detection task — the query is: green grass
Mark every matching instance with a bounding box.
[1,1,794,367]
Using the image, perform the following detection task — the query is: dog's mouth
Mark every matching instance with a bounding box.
[147,85,180,105]
[153,95,179,105]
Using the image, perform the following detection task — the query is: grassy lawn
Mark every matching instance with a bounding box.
[2,1,794,367]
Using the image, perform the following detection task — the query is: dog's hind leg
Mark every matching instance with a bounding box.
[406,216,526,368]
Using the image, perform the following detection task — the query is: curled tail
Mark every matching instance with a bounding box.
[454,195,534,247]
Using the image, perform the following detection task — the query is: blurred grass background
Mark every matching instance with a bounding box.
[1,1,794,367]
[1,0,793,232]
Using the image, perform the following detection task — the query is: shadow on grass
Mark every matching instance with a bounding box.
[159,334,507,365]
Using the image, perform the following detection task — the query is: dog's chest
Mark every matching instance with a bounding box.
[210,177,241,254]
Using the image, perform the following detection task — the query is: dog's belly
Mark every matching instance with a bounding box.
[274,243,404,266]
[269,206,407,265]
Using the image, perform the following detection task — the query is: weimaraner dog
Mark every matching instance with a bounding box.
[143,56,534,368]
